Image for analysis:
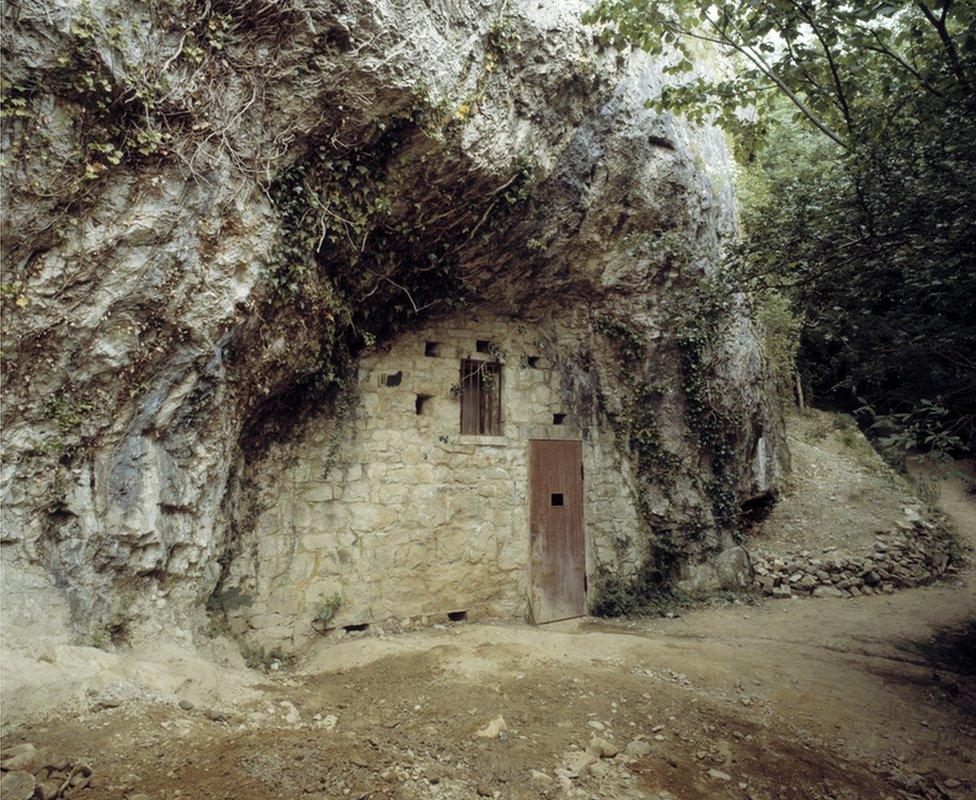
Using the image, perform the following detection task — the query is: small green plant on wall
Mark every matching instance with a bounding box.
[311,593,342,633]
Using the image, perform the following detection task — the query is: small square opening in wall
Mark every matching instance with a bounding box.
[447,610,468,622]
[526,356,541,368]
[383,371,403,387]
[424,341,440,357]
[553,413,567,425]
[475,339,491,353]
[550,493,564,507]
[415,394,432,415]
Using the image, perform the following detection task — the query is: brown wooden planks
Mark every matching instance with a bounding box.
[459,359,501,435]
[529,439,585,623]
[459,359,479,434]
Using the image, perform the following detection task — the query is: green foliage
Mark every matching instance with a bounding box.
[0,282,24,301]
[486,16,522,60]
[266,146,388,296]
[593,314,679,490]
[0,82,34,121]
[587,0,976,456]
[758,291,802,412]
[591,563,759,617]
[671,278,744,528]
[571,291,752,617]
[861,400,967,465]
[593,280,746,604]
[260,88,539,376]
[312,593,342,631]
[241,644,288,670]
[2,0,180,234]
[39,391,99,455]
[585,1,975,149]
[732,92,976,455]
[500,159,536,208]
[43,394,96,436]
[590,563,684,617]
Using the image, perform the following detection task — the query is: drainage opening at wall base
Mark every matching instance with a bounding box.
[447,610,468,622]
[343,623,369,632]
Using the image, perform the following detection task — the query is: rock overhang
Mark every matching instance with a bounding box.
[0,0,786,645]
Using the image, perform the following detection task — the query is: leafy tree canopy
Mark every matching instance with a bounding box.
[585,0,976,456]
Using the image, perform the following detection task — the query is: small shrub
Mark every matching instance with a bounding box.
[589,564,683,617]
[312,593,342,631]
[241,644,289,670]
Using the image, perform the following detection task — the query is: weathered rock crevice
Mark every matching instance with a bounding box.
[2,0,787,649]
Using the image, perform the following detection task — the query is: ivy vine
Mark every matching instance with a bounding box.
[671,277,744,530]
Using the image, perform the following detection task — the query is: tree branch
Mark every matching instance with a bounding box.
[789,0,854,136]
[914,0,972,89]
[674,5,849,147]
[862,31,945,98]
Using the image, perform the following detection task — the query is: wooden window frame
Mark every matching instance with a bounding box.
[459,359,502,436]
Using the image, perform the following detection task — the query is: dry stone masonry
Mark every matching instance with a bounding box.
[0,742,92,800]
[221,312,650,651]
[752,510,956,600]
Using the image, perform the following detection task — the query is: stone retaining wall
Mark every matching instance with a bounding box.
[222,311,648,651]
[752,515,955,600]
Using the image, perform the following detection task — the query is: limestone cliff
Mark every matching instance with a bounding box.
[1,0,786,649]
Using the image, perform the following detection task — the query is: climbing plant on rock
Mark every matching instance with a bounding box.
[585,0,976,454]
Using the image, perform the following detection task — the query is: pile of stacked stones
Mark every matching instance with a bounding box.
[0,743,92,800]
[752,515,954,600]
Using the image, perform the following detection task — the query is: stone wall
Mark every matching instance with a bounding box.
[222,311,649,651]
[753,516,956,600]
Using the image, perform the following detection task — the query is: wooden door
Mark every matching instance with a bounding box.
[529,439,585,623]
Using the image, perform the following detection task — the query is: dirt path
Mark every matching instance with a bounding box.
[750,411,923,555]
[908,457,976,539]
[9,569,974,800]
[6,461,975,800]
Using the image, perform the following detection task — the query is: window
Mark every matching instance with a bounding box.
[459,359,502,435]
